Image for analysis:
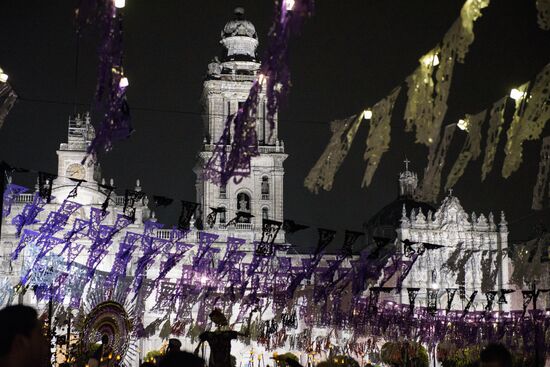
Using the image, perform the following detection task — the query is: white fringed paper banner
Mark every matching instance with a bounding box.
[304,115,362,193]
[0,83,18,130]
[456,0,491,61]
[404,50,439,146]
[503,63,550,178]
[362,87,402,187]
[481,97,507,181]
[417,124,457,202]
[445,109,487,191]
[532,136,550,210]
[404,0,490,148]
[537,0,550,30]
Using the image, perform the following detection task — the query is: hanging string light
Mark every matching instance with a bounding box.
[362,109,372,120]
[0,68,8,83]
[457,118,468,131]
[119,76,129,88]
[509,87,526,101]
[284,0,296,11]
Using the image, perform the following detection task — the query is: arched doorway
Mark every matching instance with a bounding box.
[236,192,251,223]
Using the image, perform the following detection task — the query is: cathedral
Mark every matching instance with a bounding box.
[0,8,519,367]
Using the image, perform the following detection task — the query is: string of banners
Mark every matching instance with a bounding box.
[76,0,132,162]
[2,174,549,354]
[305,0,492,195]
[304,0,550,209]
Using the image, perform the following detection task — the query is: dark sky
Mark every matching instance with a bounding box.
[1,0,549,248]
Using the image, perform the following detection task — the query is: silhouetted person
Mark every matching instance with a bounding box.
[165,338,182,355]
[0,305,50,367]
[159,350,204,367]
[479,343,513,367]
[159,338,182,367]
[272,355,304,367]
[194,309,250,367]
[91,334,115,367]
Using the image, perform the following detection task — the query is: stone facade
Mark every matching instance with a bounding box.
[194,8,287,241]
[0,9,527,367]
[397,191,511,311]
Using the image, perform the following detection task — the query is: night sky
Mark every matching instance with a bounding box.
[1,1,549,249]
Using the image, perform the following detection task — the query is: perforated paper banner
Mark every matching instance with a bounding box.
[362,87,401,187]
[503,64,550,178]
[532,136,550,210]
[537,0,550,30]
[417,124,457,202]
[481,97,507,181]
[404,49,439,146]
[445,109,487,190]
[2,183,27,217]
[455,0,491,61]
[404,0,489,148]
[304,115,361,193]
[0,84,18,130]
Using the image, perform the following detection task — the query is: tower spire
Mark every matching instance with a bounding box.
[404,157,410,171]
[399,159,418,198]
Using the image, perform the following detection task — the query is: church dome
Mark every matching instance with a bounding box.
[221,8,258,39]
[364,163,435,240]
[220,8,259,61]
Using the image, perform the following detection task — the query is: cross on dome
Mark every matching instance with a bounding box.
[404,157,411,171]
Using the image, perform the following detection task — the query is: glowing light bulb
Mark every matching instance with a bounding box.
[0,72,8,83]
[258,73,266,86]
[119,77,129,88]
[510,88,525,101]
[431,282,439,289]
[457,119,468,131]
[285,0,295,11]
[363,109,372,120]
[422,53,439,67]
[114,0,125,8]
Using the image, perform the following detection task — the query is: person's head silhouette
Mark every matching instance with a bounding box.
[0,305,49,367]
[166,338,182,354]
[209,309,228,327]
[480,343,513,367]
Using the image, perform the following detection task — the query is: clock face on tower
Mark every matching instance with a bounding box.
[66,163,85,180]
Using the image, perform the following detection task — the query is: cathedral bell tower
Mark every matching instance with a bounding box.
[398,159,418,198]
[53,112,103,205]
[56,112,99,183]
[194,8,287,239]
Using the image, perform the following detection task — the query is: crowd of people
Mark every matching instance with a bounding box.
[0,305,517,367]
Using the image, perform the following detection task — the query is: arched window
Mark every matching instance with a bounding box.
[219,184,227,199]
[261,176,270,200]
[219,207,226,224]
[262,207,269,220]
[236,192,251,223]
